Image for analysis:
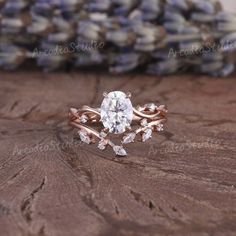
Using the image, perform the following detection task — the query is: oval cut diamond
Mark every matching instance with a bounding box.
[100,91,133,134]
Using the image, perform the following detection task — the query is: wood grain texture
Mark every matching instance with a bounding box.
[0,71,235,236]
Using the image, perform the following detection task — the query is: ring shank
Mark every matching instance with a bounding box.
[69,105,167,124]
[69,103,167,155]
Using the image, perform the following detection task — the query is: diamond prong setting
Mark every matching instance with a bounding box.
[126,92,132,98]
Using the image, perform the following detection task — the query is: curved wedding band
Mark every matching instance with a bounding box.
[69,91,167,156]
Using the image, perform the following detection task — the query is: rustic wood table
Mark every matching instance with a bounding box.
[0,72,235,236]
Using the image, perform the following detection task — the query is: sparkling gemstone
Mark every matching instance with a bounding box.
[80,114,88,123]
[98,140,107,150]
[142,128,152,142]
[140,118,148,126]
[79,130,91,144]
[159,105,167,112]
[99,131,107,138]
[101,91,133,134]
[122,132,136,144]
[145,103,157,112]
[113,145,127,156]
[157,124,164,132]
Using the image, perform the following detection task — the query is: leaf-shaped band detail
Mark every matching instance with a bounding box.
[69,104,167,156]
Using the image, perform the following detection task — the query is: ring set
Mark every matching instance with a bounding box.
[69,91,167,156]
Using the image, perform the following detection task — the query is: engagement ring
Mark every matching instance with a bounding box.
[69,91,167,156]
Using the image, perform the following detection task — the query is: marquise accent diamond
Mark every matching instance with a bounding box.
[142,128,152,142]
[113,145,127,156]
[79,130,91,144]
[122,132,136,144]
[98,140,107,150]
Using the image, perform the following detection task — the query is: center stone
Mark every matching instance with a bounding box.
[100,91,133,134]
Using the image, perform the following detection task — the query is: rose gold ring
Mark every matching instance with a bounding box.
[69,91,167,157]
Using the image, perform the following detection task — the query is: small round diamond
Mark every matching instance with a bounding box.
[100,91,133,134]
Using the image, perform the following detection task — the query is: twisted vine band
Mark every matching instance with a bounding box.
[69,91,167,156]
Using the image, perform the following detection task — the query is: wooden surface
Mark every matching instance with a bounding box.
[0,72,235,236]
